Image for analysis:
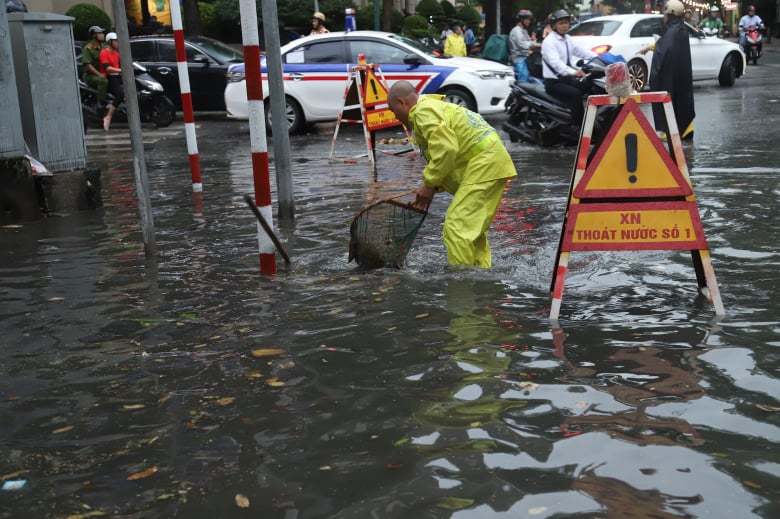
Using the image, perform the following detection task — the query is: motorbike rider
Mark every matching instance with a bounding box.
[509,10,541,84]
[81,26,108,102]
[738,5,764,51]
[309,11,329,35]
[541,9,597,125]
[99,32,123,131]
[647,0,695,140]
[699,6,724,36]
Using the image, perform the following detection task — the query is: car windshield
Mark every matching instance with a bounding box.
[191,37,244,63]
[387,34,437,58]
[569,20,623,36]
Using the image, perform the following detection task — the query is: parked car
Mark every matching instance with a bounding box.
[129,35,244,111]
[569,14,746,90]
[223,31,515,133]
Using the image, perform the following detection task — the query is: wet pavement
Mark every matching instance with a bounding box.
[2,50,780,518]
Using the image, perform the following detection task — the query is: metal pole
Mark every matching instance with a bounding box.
[238,0,276,274]
[373,0,381,31]
[169,0,203,193]
[261,0,295,220]
[111,0,157,256]
[496,0,501,35]
[314,0,319,13]
[0,6,25,159]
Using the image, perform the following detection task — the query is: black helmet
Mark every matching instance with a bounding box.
[550,9,571,23]
[88,25,106,36]
[516,9,533,21]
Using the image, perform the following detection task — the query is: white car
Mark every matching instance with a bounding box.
[569,14,746,90]
[224,31,514,132]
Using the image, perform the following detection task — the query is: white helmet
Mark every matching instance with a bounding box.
[106,32,118,42]
[664,0,685,16]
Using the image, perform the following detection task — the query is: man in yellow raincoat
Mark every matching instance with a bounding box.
[388,81,517,268]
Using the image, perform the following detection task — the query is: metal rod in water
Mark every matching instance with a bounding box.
[261,0,295,220]
[244,195,291,265]
[111,0,156,256]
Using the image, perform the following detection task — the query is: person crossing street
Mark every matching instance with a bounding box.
[388,81,517,268]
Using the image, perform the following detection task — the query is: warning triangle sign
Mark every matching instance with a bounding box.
[341,77,362,122]
[574,99,692,199]
[363,68,389,107]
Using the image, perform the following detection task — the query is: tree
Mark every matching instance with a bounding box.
[456,4,481,26]
[440,0,456,20]
[182,0,202,36]
[403,14,431,38]
[65,3,112,40]
[416,0,445,21]
[383,0,394,31]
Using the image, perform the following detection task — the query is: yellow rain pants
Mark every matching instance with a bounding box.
[409,95,517,268]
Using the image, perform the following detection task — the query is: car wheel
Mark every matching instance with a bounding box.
[627,59,648,91]
[265,95,304,134]
[441,87,477,112]
[152,96,175,128]
[718,54,737,87]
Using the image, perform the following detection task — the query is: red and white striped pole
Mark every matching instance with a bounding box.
[238,0,276,274]
[169,0,203,193]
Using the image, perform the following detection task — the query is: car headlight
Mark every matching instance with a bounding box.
[473,70,513,80]
[138,78,164,91]
[226,70,246,83]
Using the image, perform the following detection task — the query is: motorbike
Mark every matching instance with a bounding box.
[80,63,175,130]
[701,26,720,37]
[503,56,617,147]
[744,25,763,65]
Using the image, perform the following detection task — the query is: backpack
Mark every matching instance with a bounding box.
[482,34,509,65]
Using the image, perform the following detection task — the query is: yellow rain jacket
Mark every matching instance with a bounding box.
[409,95,517,268]
[443,33,467,57]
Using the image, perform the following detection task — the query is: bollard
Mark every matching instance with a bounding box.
[238,0,276,274]
[169,0,203,193]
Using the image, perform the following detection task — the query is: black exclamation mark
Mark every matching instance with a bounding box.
[370,80,378,99]
[625,133,638,184]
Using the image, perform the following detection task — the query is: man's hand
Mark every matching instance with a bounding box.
[639,43,655,55]
[574,69,586,78]
[412,185,435,210]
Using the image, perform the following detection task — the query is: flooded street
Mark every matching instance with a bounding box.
[2,53,780,518]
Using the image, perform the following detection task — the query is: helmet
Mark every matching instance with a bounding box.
[106,32,117,42]
[709,5,720,12]
[88,25,105,36]
[312,11,326,22]
[550,9,572,23]
[516,9,533,21]
[663,0,684,17]
[747,4,756,10]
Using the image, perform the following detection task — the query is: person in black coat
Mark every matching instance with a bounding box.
[645,0,695,139]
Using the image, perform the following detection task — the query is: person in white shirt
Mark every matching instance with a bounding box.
[541,9,597,124]
[738,5,764,50]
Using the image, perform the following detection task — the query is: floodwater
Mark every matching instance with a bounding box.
[2,62,780,518]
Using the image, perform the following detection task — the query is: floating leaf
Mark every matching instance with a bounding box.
[756,404,780,412]
[216,397,235,407]
[251,348,285,358]
[235,494,250,508]
[436,497,474,510]
[53,425,74,434]
[385,463,403,470]
[1,470,28,482]
[123,404,145,411]
[247,371,263,380]
[66,512,107,519]
[743,480,762,489]
[265,377,285,388]
[415,313,430,319]
[393,437,409,447]
[127,466,158,481]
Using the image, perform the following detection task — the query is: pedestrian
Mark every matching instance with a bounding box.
[444,23,467,57]
[643,0,695,139]
[81,26,108,103]
[464,24,476,53]
[738,5,764,51]
[387,81,517,268]
[310,11,329,35]
[99,32,123,131]
[542,14,553,39]
[541,9,597,125]
[509,9,542,84]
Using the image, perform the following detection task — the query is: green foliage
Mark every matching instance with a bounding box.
[403,14,432,38]
[440,0,456,19]
[356,2,404,32]
[456,5,481,26]
[65,3,112,41]
[416,0,445,20]
[198,2,218,38]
